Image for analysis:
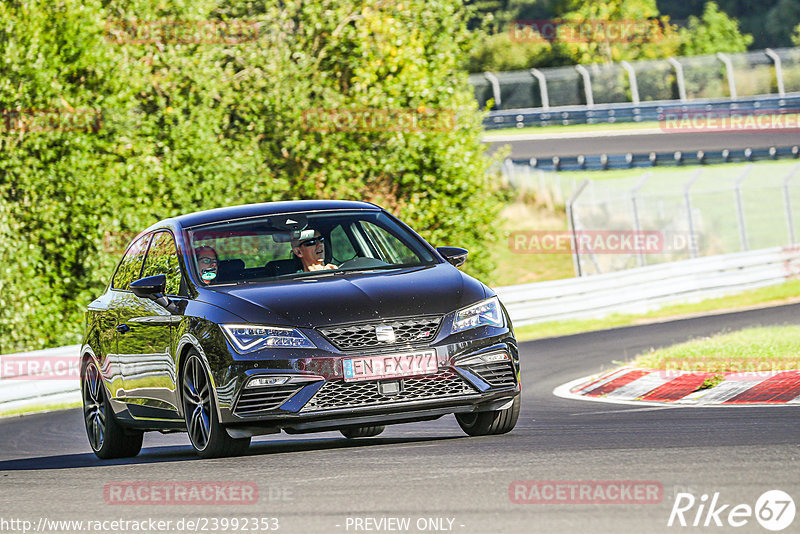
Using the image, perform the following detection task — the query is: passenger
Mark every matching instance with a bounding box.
[195,246,218,284]
[291,230,337,272]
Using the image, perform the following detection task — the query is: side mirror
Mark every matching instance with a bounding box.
[436,246,468,268]
[130,274,167,299]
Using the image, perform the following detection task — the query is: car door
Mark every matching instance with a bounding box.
[116,230,185,420]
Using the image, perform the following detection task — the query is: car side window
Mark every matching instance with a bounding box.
[358,221,418,264]
[329,225,357,263]
[111,234,152,290]
[141,231,183,295]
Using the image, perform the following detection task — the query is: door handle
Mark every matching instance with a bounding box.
[116,324,130,334]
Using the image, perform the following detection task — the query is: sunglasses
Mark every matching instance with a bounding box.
[198,257,217,265]
[299,236,325,247]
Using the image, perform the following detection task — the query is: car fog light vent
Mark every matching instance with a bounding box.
[247,376,290,388]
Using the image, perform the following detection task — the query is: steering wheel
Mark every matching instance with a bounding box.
[337,257,390,270]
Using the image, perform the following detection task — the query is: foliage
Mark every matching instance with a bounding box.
[467,30,557,72]
[0,0,503,352]
[677,2,753,56]
[550,0,680,64]
[467,0,760,72]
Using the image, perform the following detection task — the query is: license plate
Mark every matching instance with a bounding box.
[343,350,438,382]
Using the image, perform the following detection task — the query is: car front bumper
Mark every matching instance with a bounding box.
[213,335,520,434]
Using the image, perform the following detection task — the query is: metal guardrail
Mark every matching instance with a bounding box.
[2,246,798,413]
[483,93,800,130]
[495,246,800,326]
[507,145,800,172]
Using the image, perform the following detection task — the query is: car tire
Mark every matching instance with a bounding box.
[455,396,520,437]
[181,351,250,459]
[82,359,143,459]
[340,425,386,439]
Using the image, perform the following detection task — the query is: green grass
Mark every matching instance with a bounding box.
[513,279,800,342]
[0,400,81,418]
[486,199,574,286]
[484,120,661,137]
[629,326,800,372]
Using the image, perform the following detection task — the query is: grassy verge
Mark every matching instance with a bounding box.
[0,400,81,419]
[629,326,800,372]
[513,279,800,342]
[483,120,661,137]
[487,198,573,286]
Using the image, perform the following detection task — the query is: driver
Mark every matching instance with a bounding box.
[291,230,337,272]
[195,246,218,284]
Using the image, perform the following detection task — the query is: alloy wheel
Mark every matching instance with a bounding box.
[183,355,212,451]
[83,362,106,451]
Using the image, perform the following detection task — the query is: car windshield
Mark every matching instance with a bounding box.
[187,211,437,285]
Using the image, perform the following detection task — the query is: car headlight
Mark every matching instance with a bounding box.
[450,296,504,334]
[221,324,316,353]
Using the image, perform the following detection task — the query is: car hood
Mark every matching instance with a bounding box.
[206,264,487,327]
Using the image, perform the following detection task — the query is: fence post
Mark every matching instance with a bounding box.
[716,53,737,99]
[574,65,594,108]
[734,165,753,251]
[620,61,640,105]
[667,57,687,102]
[765,48,786,97]
[684,170,703,258]
[484,71,502,110]
[783,164,800,245]
[503,158,515,188]
[567,179,590,277]
[630,172,652,267]
[530,68,550,110]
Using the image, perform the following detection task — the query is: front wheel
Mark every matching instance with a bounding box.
[456,396,520,437]
[182,351,250,458]
[82,359,143,459]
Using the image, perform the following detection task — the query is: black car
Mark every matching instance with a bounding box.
[81,200,520,458]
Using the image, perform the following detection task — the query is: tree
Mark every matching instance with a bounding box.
[548,0,680,64]
[677,1,753,56]
[1,0,505,352]
[765,0,800,49]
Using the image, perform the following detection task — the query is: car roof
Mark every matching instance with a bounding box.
[155,200,383,231]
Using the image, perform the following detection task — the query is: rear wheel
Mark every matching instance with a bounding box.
[82,360,143,459]
[182,351,250,458]
[456,396,520,437]
[340,425,385,439]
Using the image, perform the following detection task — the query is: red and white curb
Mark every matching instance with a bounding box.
[554,367,800,406]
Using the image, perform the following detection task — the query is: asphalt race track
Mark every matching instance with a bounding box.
[485,129,800,159]
[1,304,798,533]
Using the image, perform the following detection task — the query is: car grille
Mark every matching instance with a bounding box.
[468,361,517,388]
[234,385,304,416]
[300,370,476,412]
[319,316,442,351]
